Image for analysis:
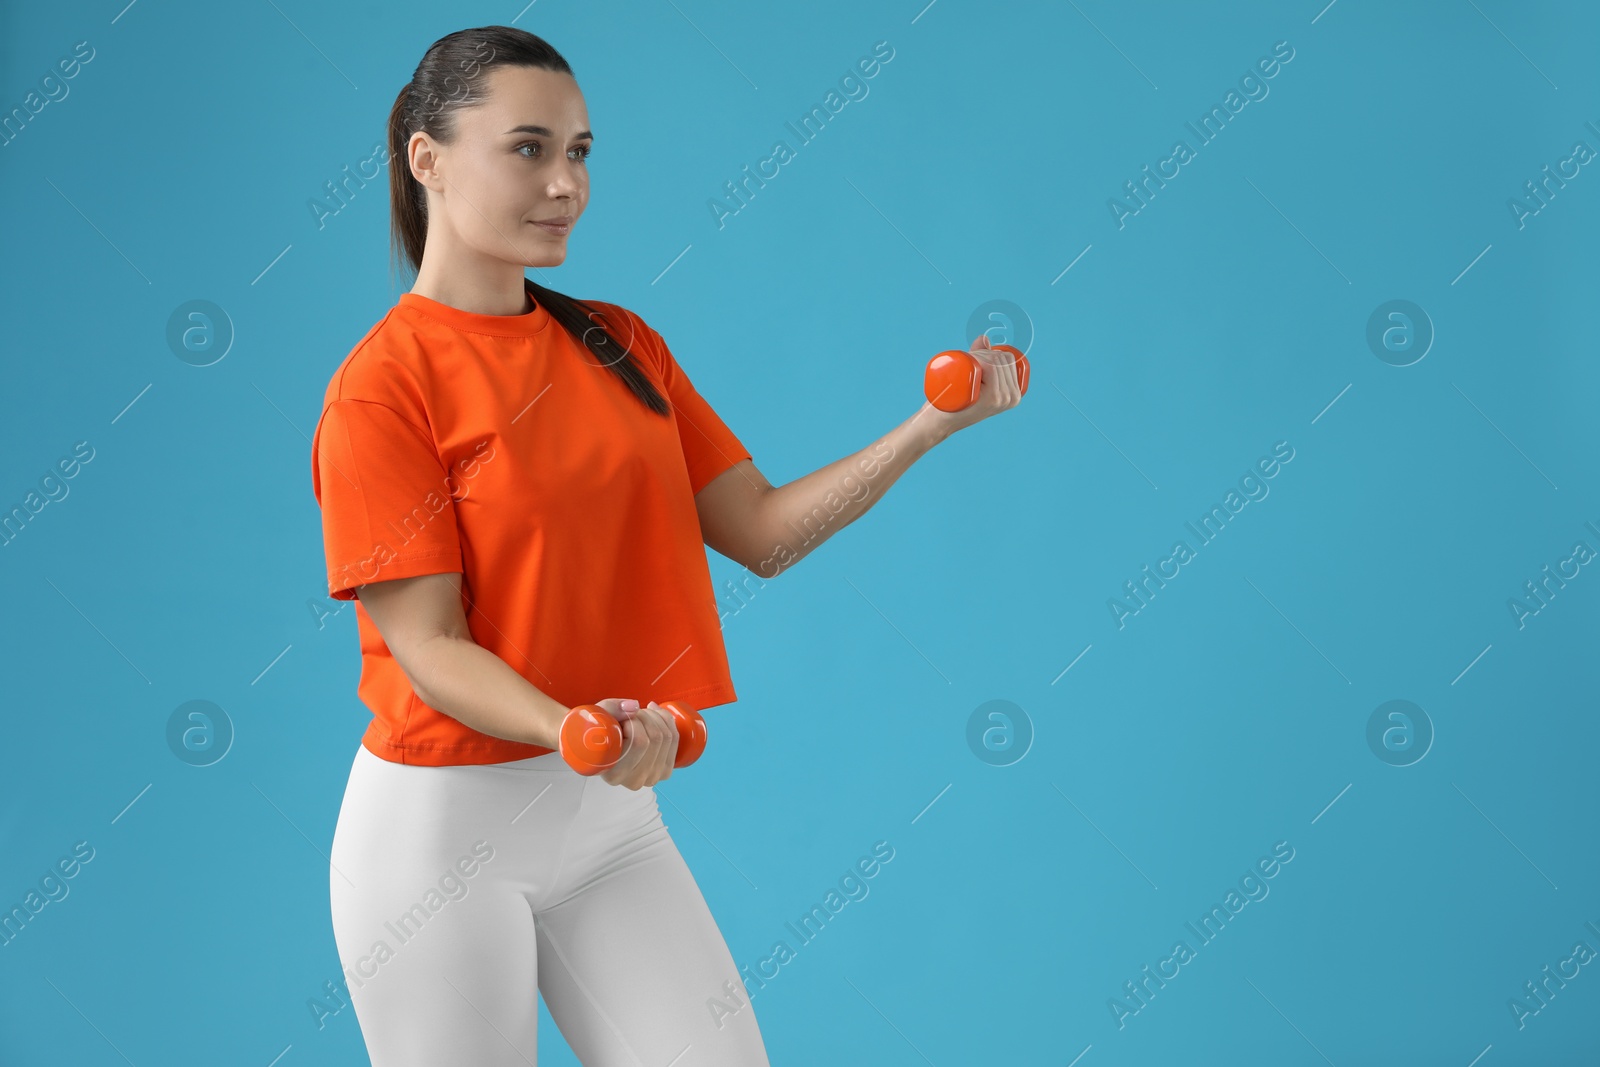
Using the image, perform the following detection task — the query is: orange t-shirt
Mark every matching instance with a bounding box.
[311,278,750,766]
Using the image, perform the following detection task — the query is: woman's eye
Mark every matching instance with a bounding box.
[517,142,591,162]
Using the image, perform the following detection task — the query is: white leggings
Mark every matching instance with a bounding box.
[329,744,771,1066]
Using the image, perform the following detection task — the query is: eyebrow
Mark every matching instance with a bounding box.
[503,124,594,141]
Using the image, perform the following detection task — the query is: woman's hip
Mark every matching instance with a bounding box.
[330,745,586,889]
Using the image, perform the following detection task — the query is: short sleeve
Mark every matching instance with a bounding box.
[311,399,464,600]
[611,308,751,495]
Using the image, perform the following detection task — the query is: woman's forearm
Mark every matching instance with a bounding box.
[750,407,944,579]
[410,634,569,750]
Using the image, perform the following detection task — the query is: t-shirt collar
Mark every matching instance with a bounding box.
[398,277,553,337]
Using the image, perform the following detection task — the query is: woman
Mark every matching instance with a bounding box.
[313,24,1022,1067]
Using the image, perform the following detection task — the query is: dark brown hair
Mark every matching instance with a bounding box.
[387,25,668,415]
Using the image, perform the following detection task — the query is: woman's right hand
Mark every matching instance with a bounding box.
[590,698,679,790]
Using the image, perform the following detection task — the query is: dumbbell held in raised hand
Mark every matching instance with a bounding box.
[924,341,1030,413]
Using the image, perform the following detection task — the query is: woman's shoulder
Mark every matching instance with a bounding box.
[574,297,667,371]
[319,305,430,413]
[577,296,649,336]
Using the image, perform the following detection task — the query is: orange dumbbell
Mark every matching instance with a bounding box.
[924,341,1030,413]
[558,699,708,776]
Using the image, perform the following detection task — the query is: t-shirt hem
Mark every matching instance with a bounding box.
[656,677,739,711]
[361,730,555,766]
[688,449,753,496]
[329,548,464,600]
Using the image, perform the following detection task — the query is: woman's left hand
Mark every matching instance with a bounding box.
[594,698,678,790]
[920,335,1026,442]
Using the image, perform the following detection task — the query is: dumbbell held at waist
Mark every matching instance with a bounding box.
[558,698,707,776]
[924,341,1030,413]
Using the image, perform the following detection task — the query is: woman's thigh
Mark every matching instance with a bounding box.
[535,783,771,1067]
[329,745,582,1066]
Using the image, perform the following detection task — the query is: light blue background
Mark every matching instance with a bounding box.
[2,1,1597,1064]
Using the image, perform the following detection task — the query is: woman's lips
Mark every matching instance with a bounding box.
[533,219,572,235]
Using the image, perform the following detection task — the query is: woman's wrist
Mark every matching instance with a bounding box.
[524,691,570,751]
[906,405,951,452]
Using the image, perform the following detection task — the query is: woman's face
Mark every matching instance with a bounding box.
[417,64,591,269]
